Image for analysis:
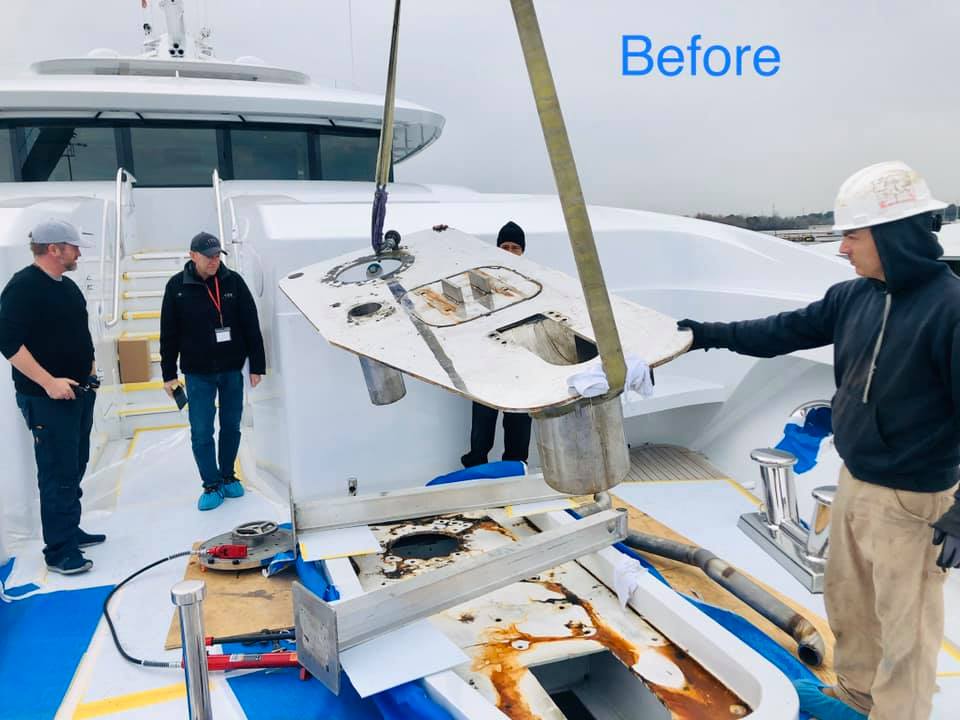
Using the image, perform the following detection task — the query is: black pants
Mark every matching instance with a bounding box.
[461,401,532,467]
[16,391,95,563]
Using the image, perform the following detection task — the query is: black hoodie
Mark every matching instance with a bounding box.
[695,214,960,533]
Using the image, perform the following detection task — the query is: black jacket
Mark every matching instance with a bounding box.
[160,262,266,382]
[695,214,960,533]
[0,266,94,396]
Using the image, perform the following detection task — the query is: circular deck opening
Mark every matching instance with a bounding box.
[334,257,406,284]
[348,302,383,319]
[387,532,462,560]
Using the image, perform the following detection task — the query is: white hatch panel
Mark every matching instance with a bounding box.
[279,227,689,412]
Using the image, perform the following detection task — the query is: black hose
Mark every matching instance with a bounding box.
[103,551,192,668]
[622,531,825,667]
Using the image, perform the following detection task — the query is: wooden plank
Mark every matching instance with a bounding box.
[164,545,294,650]
[611,494,836,684]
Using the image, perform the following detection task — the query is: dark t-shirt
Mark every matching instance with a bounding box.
[0,265,95,396]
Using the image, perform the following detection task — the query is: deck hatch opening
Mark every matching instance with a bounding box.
[529,650,672,720]
[495,314,598,365]
[387,532,462,560]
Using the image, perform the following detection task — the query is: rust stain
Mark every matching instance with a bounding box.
[416,288,458,314]
[650,645,746,718]
[459,613,476,624]
[377,514,517,580]
[473,579,747,720]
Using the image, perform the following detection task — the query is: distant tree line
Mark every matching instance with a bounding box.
[694,204,959,231]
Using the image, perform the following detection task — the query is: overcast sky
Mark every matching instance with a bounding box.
[2,1,959,216]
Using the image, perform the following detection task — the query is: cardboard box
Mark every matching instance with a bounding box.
[117,337,152,384]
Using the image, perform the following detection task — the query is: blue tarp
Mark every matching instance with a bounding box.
[0,580,113,719]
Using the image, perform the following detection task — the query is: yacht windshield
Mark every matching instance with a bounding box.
[0,120,383,186]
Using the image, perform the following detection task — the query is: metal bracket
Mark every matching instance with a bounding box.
[293,473,571,537]
[294,508,628,693]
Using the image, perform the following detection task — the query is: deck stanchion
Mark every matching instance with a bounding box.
[171,580,213,719]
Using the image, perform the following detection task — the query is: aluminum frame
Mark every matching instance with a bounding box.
[294,508,628,693]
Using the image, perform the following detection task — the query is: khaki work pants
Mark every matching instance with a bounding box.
[825,466,955,720]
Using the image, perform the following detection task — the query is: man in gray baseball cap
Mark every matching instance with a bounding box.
[0,219,102,574]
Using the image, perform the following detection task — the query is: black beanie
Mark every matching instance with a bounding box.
[497,221,525,251]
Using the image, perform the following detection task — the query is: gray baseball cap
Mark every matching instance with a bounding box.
[29,219,95,249]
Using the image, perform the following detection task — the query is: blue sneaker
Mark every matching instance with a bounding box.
[198,487,224,511]
[221,480,244,498]
[47,552,93,575]
[793,680,867,720]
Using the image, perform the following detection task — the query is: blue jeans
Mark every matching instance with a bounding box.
[184,372,243,489]
[16,391,95,563]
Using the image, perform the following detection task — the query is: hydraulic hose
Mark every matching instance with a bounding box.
[103,551,192,668]
[103,551,298,668]
[622,531,825,667]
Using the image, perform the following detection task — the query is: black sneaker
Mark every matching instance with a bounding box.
[77,529,106,548]
[47,553,93,575]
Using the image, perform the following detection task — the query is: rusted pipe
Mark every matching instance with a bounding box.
[623,531,825,667]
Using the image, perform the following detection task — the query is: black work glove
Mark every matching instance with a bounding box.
[676,319,708,351]
[932,502,960,569]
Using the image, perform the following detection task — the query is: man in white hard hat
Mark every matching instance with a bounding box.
[0,220,103,575]
[676,161,960,720]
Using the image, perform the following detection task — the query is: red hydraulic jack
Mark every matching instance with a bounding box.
[202,651,300,672]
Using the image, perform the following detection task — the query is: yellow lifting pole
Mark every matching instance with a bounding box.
[509,0,627,395]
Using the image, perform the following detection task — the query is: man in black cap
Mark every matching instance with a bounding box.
[0,220,102,575]
[460,221,532,467]
[160,232,266,511]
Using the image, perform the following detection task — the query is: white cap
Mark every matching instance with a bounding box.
[833,161,946,232]
[28,219,95,248]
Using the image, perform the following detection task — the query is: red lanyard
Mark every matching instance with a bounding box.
[206,276,223,326]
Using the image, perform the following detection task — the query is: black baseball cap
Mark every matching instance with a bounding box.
[190,231,228,257]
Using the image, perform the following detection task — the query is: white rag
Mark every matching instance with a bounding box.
[567,353,654,399]
[613,554,646,610]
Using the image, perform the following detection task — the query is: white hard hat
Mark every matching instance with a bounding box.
[833,161,946,232]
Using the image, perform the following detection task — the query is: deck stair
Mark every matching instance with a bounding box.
[97,249,191,437]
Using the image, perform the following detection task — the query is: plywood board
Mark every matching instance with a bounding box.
[164,547,294,650]
[279,228,690,412]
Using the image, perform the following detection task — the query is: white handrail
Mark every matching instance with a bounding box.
[105,168,136,328]
[212,168,225,249]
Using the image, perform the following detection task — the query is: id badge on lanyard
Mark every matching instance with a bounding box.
[207,277,232,343]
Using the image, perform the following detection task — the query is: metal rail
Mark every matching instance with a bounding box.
[105,168,136,327]
[212,167,225,250]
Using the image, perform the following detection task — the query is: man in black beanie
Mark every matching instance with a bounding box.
[460,221,532,467]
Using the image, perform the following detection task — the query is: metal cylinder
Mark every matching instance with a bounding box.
[358,357,406,405]
[750,448,800,531]
[533,395,629,495]
[171,580,212,720]
[804,485,836,561]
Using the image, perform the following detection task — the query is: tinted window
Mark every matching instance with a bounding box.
[316,133,378,181]
[15,125,118,181]
[131,126,218,186]
[231,129,310,180]
[0,129,12,182]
